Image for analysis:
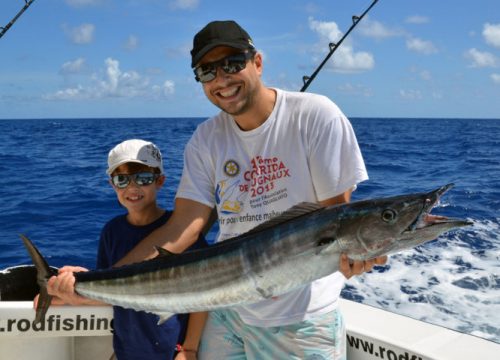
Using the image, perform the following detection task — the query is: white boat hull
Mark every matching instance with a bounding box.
[0,300,498,359]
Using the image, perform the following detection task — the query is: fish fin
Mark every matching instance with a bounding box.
[247,202,323,234]
[156,312,176,325]
[154,246,176,257]
[19,234,58,324]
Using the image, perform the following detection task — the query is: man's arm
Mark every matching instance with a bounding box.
[319,189,388,279]
[115,198,213,266]
[46,198,213,302]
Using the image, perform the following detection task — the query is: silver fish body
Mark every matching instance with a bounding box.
[22,184,472,323]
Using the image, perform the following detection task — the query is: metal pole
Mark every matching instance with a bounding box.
[0,0,37,39]
[300,0,379,92]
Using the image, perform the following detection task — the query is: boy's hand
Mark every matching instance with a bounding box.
[175,350,197,360]
[46,266,89,305]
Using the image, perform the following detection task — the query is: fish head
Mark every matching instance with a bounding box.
[335,183,472,259]
[393,184,473,253]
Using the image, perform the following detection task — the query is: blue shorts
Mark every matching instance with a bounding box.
[198,308,346,360]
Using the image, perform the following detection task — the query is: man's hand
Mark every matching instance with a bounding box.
[339,254,388,279]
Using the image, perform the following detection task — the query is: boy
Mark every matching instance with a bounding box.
[51,139,207,359]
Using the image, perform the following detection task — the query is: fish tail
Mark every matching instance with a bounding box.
[19,234,58,324]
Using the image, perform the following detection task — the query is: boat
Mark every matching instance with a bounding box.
[1,266,498,359]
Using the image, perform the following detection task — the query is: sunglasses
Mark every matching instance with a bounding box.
[111,172,159,189]
[193,51,255,83]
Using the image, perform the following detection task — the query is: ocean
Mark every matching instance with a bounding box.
[0,117,498,343]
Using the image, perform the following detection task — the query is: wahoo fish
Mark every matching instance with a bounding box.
[22,184,472,324]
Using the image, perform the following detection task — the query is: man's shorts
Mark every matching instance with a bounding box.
[198,308,346,360]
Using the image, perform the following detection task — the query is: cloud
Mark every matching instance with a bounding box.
[308,17,374,73]
[65,0,104,6]
[464,48,497,68]
[337,83,373,97]
[399,89,422,100]
[64,23,95,44]
[358,18,404,40]
[60,57,86,75]
[406,37,438,55]
[124,35,139,51]
[432,91,443,100]
[153,80,175,97]
[44,58,175,100]
[483,23,500,48]
[405,15,430,24]
[491,73,500,84]
[169,0,199,10]
[419,70,432,81]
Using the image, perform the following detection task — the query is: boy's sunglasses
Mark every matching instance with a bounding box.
[111,172,158,189]
[193,51,255,83]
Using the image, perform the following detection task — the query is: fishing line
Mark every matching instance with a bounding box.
[0,0,36,39]
[300,0,379,92]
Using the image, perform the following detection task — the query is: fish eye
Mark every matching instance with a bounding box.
[381,209,397,223]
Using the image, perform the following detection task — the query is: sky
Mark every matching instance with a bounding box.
[1,0,499,120]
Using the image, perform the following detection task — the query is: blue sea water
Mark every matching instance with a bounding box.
[0,117,499,343]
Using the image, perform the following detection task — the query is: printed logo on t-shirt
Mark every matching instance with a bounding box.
[216,155,291,217]
[223,160,240,177]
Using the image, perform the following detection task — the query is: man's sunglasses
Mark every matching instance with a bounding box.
[193,51,255,83]
[111,172,159,189]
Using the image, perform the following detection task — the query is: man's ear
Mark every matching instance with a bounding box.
[253,52,263,75]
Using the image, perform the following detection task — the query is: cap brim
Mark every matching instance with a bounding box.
[106,159,163,175]
[191,41,254,67]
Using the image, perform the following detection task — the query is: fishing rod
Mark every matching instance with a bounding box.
[300,0,379,92]
[0,0,36,39]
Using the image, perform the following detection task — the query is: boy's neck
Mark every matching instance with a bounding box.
[127,206,165,226]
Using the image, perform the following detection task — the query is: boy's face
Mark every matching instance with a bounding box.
[110,163,165,214]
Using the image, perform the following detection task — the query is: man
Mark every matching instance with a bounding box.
[48,20,386,359]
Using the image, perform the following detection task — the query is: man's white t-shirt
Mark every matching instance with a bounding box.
[176,88,368,327]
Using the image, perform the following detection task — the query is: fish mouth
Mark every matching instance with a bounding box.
[405,183,473,233]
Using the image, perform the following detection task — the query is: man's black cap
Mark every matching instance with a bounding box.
[191,20,255,67]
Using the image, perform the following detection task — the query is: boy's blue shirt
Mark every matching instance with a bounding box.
[97,210,208,360]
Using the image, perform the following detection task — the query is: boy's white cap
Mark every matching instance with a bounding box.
[107,139,164,175]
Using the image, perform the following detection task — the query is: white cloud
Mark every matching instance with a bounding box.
[124,35,139,51]
[419,70,432,81]
[309,17,342,42]
[169,0,199,10]
[60,57,86,75]
[406,37,437,55]
[400,89,422,100]
[44,58,175,100]
[153,80,175,97]
[465,48,497,68]
[405,15,429,24]
[308,17,374,73]
[64,23,95,44]
[45,86,85,100]
[337,83,373,97]
[432,91,443,100]
[358,18,403,40]
[483,23,500,48]
[491,73,500,84]
[65,0,104,6]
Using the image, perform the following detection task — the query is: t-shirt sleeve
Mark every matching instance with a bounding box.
[308,98,368,201]
[176,133,216,208]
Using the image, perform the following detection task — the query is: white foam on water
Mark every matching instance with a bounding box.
[344,218,500,343]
